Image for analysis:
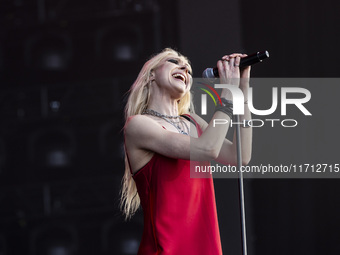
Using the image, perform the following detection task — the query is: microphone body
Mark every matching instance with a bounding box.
[202,50,269,78]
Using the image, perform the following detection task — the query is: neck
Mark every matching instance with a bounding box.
[147,93,179,117]
[148,97,178,116]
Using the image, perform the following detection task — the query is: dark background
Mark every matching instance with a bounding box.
[1,0,340,254]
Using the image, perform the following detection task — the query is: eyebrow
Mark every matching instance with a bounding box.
[169,57,192,70]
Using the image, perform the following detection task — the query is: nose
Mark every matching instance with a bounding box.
[180,65,189,74]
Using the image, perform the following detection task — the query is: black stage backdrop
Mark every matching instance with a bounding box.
[1,0,340,254]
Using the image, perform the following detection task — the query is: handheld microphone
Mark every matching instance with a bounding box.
[202,50,269,78]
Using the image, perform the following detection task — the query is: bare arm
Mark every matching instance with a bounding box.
[190,54,253,165]
[124,110,232,163]
[124,53,253,173]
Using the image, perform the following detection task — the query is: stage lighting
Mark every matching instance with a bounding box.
[47,245,70,255]
[30,224,78,255]
[28,128,76,168]
[96,25,142,63]
[25,32,72,70]
[102,217,143,255]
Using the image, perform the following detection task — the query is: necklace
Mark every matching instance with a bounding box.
[143,109,180,119]
[143,109,189,135]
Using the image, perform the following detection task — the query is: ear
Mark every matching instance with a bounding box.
[149,70,155,81]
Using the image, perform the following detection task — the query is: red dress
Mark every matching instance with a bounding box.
[130,115,223,255]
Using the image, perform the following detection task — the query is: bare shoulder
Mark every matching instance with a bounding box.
[124,115,160,172]
[124,114,165,147]
[125,114,159,135]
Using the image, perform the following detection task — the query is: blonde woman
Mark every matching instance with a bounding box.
[121,48,252,254]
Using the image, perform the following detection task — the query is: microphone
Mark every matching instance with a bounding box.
[202,50,269,78]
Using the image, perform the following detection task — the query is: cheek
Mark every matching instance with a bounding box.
[153,68,167,83]
[188,77,193,88]
[155,65,170,78]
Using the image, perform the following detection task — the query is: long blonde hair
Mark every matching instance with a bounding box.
[120,48,193,220]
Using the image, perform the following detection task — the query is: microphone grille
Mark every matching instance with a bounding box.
[202,68,215,79]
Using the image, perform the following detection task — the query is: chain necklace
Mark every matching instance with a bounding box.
[143,109,180,119]
[143,109,189,135]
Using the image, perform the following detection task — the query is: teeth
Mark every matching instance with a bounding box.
[172,73,186,83]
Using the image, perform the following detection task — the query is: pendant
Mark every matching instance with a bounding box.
[181,130,189,135]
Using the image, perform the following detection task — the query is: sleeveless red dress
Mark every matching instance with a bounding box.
[129,115,223,255]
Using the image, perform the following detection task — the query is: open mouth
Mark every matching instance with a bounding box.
[172,73,186,84]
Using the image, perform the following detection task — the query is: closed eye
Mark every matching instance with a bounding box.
[167,59,179,64]
[167,58,192,75]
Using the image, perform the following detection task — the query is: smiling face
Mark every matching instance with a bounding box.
[151,54,193,98]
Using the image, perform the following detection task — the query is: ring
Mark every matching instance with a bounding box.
[234,64,239,67]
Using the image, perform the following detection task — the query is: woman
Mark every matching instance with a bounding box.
[121,48,252,254]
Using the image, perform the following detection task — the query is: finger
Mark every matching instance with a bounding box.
[234,56,241,67]
[216,60,229,82]
[217,60,227,76]
[222,55,230,61]
[217,60,224,70]
[220,60,230,77]
[229,53,243,58]
[229,57,235,67]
